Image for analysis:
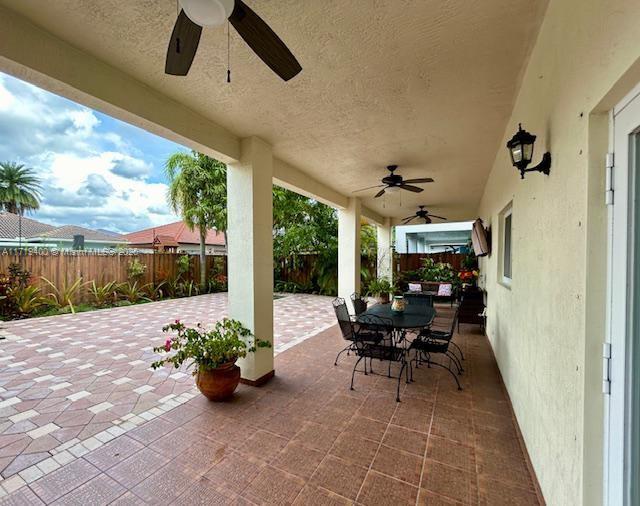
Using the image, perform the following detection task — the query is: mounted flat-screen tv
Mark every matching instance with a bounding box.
[471,219,490,257]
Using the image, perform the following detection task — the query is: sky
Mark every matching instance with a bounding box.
[0,71,187,233]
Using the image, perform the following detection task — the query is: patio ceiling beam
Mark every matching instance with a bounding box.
[272,158,349,209]
[0,4,240,164]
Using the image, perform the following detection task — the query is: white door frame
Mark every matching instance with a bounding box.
[605,84,640,506]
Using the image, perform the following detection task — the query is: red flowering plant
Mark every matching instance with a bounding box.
[458,270,479,285]
[151,318,271,374]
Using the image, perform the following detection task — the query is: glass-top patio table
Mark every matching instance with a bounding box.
[361,303,436,330]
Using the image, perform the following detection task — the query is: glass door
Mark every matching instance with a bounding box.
[608,92,640,506]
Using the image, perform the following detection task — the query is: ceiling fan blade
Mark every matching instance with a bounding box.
[402,177,434,184]
[229,0,302,81]
[429,214,447,220]
[165,10,203,76]
[352,184,385,193]
[398,184,424,193]
[401,215,416,220]
[402,217,416,224]
[374,188,386,198]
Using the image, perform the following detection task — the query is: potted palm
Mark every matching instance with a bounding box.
[366,278,394,304]
[151,318,270,401]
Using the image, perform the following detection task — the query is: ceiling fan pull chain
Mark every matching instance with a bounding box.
[226,21,231,83]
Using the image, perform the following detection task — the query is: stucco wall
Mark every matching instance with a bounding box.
[478,1,640,504]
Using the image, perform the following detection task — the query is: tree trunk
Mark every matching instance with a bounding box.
[199,227,207,291]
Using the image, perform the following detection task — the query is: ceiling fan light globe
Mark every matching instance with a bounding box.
[386,186,400,193]
[179,0,234,27]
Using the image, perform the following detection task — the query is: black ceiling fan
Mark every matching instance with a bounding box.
[165,0,302,81]
[401,206,446,224]
[353,165,434,198]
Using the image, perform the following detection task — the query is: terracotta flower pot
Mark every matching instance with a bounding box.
[195,361,241,401]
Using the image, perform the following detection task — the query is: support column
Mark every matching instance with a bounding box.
[407,234,418,253]
[377,218,393,282]
[338,197,361,304]
[227,137,274,385]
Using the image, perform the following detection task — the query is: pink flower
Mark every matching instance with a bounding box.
[174,319,180,324]
[164,339,172,352]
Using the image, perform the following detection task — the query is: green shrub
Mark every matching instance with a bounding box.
[9,285,44,316]
[117,281,152,304]
[42,276,84,314]
[88,280,118,307]
[127,258,147,282]
[365,278,394,297]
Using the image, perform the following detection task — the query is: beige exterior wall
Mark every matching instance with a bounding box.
[478,0,640,504]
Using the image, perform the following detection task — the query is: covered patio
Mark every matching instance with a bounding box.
[2,0,640,504]
[1,313,540,505]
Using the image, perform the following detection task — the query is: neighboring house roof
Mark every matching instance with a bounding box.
[124,221,225,247]
[153,234,179,248]
[0,212,55,239]
[30,225,128,243]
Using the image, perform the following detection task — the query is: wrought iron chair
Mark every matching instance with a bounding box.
[351,314,408,402]
[350,292,368,316]
[404,292,434,309]
[409,308,463,390]
[333,297,381,366]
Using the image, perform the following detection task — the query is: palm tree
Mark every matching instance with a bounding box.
[165,151,227,289]
[0,162,42,215]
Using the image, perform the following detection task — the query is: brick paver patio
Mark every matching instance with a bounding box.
[0,292,334,496]
[0,299,541,505]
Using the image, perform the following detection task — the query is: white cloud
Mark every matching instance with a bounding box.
[0,73,181,233]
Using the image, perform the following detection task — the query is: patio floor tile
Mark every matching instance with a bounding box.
[358,470,419,505]
[0,298,542,504]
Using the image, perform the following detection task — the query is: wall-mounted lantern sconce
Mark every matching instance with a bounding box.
[506,124,551,179]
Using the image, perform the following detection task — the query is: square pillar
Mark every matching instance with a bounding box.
[377,218,393,282]
[227,137,274,385]
[338,197,361,305]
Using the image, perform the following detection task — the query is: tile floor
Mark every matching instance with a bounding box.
[0,293,335,496]
[0,299,542,505]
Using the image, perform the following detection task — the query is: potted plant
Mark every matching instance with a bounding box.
[151,318,271,401]
[366,278,394,304]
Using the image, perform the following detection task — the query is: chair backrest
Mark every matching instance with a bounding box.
[332,297,354,341]
[355,314,393,346]
[405,292,434,308]
[449,307,459,335]
[350,292,367,316]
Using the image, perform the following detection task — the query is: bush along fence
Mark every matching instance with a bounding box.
[0,251,229,320]
[0,251,228,298]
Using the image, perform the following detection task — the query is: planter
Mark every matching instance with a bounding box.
[375,293,390,304]
[195,361,241,401]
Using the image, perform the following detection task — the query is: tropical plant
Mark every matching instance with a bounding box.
[143,280,167,301]
[420,258,458,283]
[41,276,84,313]
[9,285,44,316]
[127,258,147,282]
[365,277,394,297]
[151,318,271,373]
[176,254,191,278]
[88,280,118,307]
[116,281,152,304]
[0,264,33,318]
[165,152,227,290]
[0,162,42,214]
[178,280,199,298]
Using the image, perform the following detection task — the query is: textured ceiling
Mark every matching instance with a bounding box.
[1,0,547,221]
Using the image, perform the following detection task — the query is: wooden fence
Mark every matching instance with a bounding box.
[2,250,469,301]
[0,251,227,296]
[395,252,468,273]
